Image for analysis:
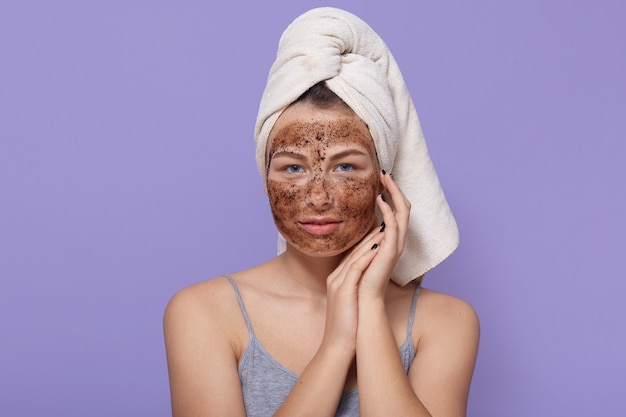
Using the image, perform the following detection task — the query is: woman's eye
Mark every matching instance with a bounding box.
[336,163,354,172]
[286,165,303,173]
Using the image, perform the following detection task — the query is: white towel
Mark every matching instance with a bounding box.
[254,7,459,286]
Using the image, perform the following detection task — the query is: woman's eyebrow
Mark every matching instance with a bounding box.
[270,150,307,161]
[327,149,370,161]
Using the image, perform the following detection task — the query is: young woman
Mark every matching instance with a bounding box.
[164,8,479,417]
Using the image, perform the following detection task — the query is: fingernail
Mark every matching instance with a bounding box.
[390,173,395,181]
[380,193,386,202]
[380,221,385,232]
[381,169,387,175]
[371,243,378,250]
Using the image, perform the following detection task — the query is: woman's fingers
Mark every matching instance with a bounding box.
[351,171,411,296]
[329,170,411,298]
[328,224,384,287]
[324,222,384,349]
[378,171,410,252]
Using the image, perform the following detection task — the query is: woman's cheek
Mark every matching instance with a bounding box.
[267,180,298,227]
[337,175,379,231]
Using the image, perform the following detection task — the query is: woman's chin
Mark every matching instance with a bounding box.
[285,237,361,259]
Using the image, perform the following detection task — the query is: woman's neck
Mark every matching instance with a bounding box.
[273,245,346,295]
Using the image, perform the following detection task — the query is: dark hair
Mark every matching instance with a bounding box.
[293,81,352,111]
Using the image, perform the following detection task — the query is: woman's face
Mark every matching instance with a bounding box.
[266,102,380,257]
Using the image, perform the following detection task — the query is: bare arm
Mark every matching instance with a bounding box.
[164,283,247,417]
[356,295,431,416]
[270,344,353,417]
[357,292,479,417]
[356,172,480,416]
[407,293,480,416]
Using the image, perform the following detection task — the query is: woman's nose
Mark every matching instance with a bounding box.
[305,176,333,208]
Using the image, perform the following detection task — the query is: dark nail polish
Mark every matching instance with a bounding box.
[371,243,378,250]
[382,169,386,175]
[390,173,395,181]
[380,221,385,232]
[380,193,386,202]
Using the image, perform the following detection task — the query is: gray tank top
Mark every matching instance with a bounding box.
[224,274,421,417]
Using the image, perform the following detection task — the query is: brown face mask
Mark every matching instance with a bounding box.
[266,110,379,256]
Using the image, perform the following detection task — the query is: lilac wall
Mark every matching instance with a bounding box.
[1,1,624,415]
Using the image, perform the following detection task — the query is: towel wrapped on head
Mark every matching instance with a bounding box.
[254,7,459,286]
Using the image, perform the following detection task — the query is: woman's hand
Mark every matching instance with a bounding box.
[322,222,385,352]
[321,171,409,350]
[358,171,411,298]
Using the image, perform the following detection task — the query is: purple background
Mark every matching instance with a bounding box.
[1,1,624,415]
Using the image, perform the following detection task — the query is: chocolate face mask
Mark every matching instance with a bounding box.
[266,113,379,256]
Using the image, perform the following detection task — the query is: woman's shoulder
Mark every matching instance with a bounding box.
[163,275,247,338]
[164,263,273,325]
[417,287,478,319]
[165,276,234,315]
[163,274,254,358]
[414,287,480,343]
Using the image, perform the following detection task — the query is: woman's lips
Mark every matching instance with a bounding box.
[298,219,341,235]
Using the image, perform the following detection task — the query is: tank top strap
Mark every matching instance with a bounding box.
[406,283,421,340]
[223,274,255,338]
